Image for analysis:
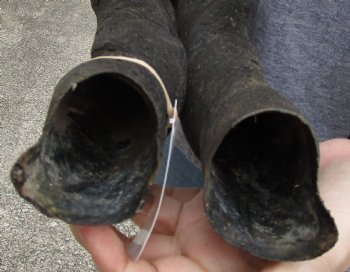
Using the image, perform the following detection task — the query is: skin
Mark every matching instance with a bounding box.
[70,139,350,272]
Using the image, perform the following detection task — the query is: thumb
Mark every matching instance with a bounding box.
[70,225,130,272]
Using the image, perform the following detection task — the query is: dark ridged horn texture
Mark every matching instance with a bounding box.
[11,0,186,224]
[176,0,337,261]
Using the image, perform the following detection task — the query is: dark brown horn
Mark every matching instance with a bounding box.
[176,0,337,261]
[11,0,186,225]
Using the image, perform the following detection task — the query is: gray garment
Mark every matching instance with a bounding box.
[251,0,350,141]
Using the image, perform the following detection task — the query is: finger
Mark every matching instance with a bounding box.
[70,224,132,247]
[132,183,185,235]
[146,184,200,203]
[152,256,205,272]
[176,191,206,234]
[317,159,350,270]
[133,187,201,235]
[171,188,202,203]
[140,233,180,261]
[148,183,175,197]
[177,191,268,271]
[319,138,350,169]
[70,225,130,272]
[132,193,182,235]
[178,203,267,272]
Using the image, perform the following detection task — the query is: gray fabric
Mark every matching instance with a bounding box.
[156,136,203,187]
[251,0,350,141]
[156,118,203,187]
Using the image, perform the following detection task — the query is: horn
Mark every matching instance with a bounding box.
[176,0,337,261]
[11,0,186,225]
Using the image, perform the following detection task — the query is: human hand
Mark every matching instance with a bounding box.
[70,187,267,272]
[70,139,350,272]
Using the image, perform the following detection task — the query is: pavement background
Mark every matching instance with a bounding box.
[0,1,138,271]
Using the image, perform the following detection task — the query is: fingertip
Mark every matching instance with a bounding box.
[69,224,86,247]
[319,138,350,169]
[70,225,130,272]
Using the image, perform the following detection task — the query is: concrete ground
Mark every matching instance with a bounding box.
[0,1,138,271]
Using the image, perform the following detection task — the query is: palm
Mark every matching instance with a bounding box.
[70,139,350,272]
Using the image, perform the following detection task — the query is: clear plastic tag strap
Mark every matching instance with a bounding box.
[128,100,178,261]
